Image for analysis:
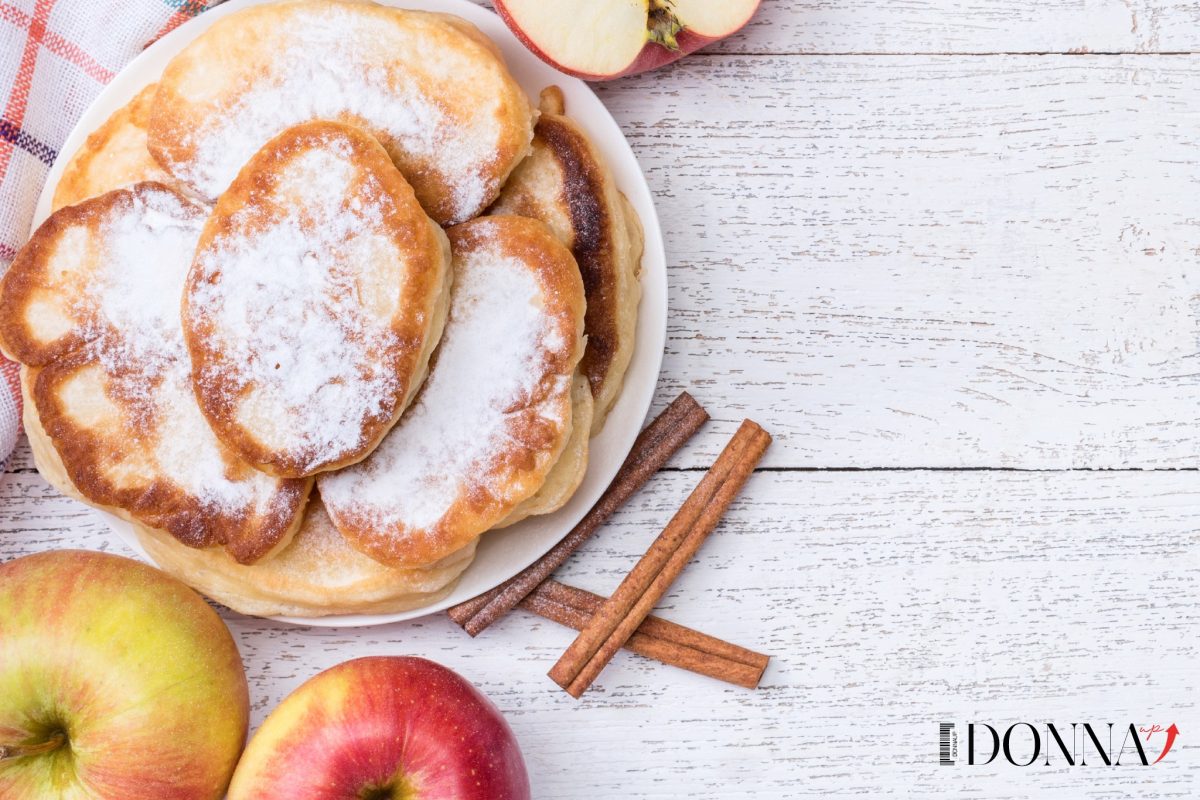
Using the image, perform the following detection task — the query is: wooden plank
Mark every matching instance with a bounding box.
[589,54,1200,469]
[1,467,1195,796]
[559,0,1200,56]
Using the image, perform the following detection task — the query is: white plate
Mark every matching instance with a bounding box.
[31,0,667,627]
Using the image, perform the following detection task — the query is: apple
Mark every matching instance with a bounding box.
[227,656,530,800]
[494,0,761,80]
[0,550,249,799]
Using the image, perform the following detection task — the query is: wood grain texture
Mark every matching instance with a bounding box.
[591,55,1200,469]
[1,461,1196,796]
[614,0,1200,56]
[6,4,1200,795]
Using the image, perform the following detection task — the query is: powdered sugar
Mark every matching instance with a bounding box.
[319,241,570,534]
[163,2,504,222]
[186,132,417,474]
[88,189,200,378]
[153,367,287,515]
[65,185,288,513]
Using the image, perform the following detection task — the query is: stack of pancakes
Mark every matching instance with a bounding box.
[0,0,643,617]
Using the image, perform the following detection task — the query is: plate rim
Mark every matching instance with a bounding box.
[34,0,668,627]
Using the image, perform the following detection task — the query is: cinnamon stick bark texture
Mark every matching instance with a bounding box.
[521,580,769,689]
[447,391,710,635]
[548,419,772,698]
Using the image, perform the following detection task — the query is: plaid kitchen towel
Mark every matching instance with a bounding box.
[0,0,223,466]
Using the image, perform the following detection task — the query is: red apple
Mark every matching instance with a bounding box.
[0,550,249,799]
[495,0,761,80]
[227,656,530,800]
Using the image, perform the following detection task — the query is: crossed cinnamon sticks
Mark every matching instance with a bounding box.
[448,392,772,697]
[522,580,768,690]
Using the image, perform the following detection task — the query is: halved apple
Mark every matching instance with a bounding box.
[495,0,761,81]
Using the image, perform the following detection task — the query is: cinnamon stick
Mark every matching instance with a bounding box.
[521,579,768,689]
[548,419,772,698]
[447,391,709,635]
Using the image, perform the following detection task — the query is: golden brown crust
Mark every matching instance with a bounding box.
[537,114,622,387]
[489,87,643,433]
[30,358,312,562]
[495,371,593,528]
[51,84,184,212]
[0,194,99,365]
[146,0,534,225]
[1,184,311,564]
[133,498,476,618]
[318,215,587,568]
[183,121,450,478]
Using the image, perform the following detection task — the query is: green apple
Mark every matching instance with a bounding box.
[0,549,249,799]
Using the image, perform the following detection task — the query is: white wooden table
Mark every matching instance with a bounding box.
[3,1,1200,796]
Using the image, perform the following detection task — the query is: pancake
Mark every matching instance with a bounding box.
[183,122,452,478]
[318,216,587,568]
[496,373,592,528]
[148,0,535,225]
[0,184,310,564]
[20,385,468,616]
[51,84,185,212]
[132,499,476,617]
[489,86,643,434]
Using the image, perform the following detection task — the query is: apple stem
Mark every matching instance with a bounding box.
[648,0,684,50]
[0,733,66,762]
